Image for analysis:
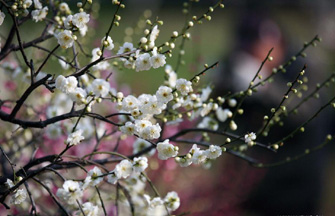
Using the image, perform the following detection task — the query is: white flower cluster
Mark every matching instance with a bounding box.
[156,139,179,160]
[119,85,174,140]
[32,6,48,22]
[175,144,222,167]
[169,77,237,130]
[53,9,90,49]
[55,75,111,106]
[66,129,85,146]
[56,30,74,49]
[117,26,166,72]
[56,180,83,205]
[107,157,148,184]
[57,178,100,215]
[133,47,166,72]
[144,191,180,212]
[83,166,104,188]
[244,132,256,146]
[81,202,99,216]
[6,179,27,205]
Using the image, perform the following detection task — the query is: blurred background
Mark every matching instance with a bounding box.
[2,0,335,215]
[113,1,335,215]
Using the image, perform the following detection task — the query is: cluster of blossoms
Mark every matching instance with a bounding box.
[106,157,148,184]
[156,139,224,169]
[119,84,175,140]
[66,129,85,146]
[244,132,257,146]
[56,10,90,48]
[55,157,180,214]
[55,75,110,107]
[144,191,180,213]
[116,25,166,72]
[175,144,223,168]
[5,179,27,205]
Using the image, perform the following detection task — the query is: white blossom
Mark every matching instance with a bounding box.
[5,179,15,188]
[146,196,164,209]
[55,75,78,94]
[149,25,160,45]
[115,160,133,179]
[84,167,103,187]
[31,6,48,22]
[175,156,192,167]
[134,119,152,132]
[120,121,135,135]
[79,24,88,36]
[72,12,90,29]
[164,191,180,211]
[33,0,42,9]
[64,15,73,29]
[216,107,232,122]
[133,157,148,173]
[102,36,114,50]
[156,86,173,104]
[156,139,178,160]
[140,123,161,140]
[69,87,87,104]
[189,144,200,155]
[107,172,119,184]
[150,48,166,69]
[192,149,207,164]
[122,95,139,112]
[135,53,152,72]
[117,42,136,55]
[66,129,84,146]
[56,180,83,205]
[88,79,110,97]
[130,108,141,117]
[245,132,256,145]
[205,145,222,159]
[56,30,74,49]
[139,95,165,115]
[59,2,70,13]
[24,0,33,8]
[176,78,193,95]
[81,202,99,216]
[123,59,134,69]
[10,189,27,205]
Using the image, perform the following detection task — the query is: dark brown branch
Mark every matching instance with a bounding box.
[35,45,60,76]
